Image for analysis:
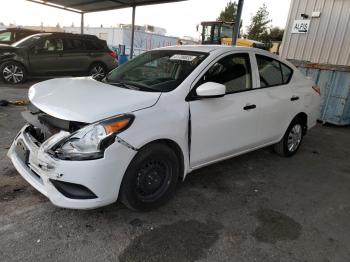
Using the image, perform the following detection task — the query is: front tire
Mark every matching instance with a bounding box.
[0,61,26,84]
[274,117,305,157]
[119,143,180,211]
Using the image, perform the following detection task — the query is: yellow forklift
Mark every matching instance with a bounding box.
[200,21,266,49]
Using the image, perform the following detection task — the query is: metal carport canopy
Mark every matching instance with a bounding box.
[26,0,187,58]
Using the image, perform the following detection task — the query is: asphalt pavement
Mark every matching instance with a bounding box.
[0,81,349,262]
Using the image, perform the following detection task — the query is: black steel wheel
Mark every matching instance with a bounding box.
[120,143,180,211]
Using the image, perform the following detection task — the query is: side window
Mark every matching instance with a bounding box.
[0,31,12,42]
[281,63,293,84]
[63,38,75,51]
[256,55,293,87]
[39,38,64,52]
[203,26,212,42]
[213,25,220,42]
[72,39,85,50]
[199,53,252,94]
[63,38,86,51]
[85,40,104,51]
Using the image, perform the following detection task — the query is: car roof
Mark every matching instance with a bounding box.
[156,45,294,67]
[157,45,263,54]
[2,28,42,32]
[28,32,99,39]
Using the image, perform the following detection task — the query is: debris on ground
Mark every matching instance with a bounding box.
[0,100,28,106]
[0,100,9,106]
[10,100,28,106]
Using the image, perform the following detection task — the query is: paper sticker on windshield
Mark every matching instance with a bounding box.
[170,54,197,61]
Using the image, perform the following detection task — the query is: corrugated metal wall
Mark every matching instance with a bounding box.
[121,29,177,54]
[298,67,350,125]
[281,0,350,66]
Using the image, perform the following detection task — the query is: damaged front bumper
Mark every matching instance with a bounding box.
[8,125,137,209]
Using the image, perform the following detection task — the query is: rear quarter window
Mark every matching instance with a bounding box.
[281,63,293,84]
[256,54,293,87]
[85,40,105,51]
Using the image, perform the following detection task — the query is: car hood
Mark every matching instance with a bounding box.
[29,77,161,123]
[0,44,15,51]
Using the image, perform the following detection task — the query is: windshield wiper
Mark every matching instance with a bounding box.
[107,81,141,91]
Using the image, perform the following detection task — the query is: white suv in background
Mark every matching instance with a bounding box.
[8,46,320,211]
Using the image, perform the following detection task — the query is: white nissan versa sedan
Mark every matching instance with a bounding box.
[8,46,320,210]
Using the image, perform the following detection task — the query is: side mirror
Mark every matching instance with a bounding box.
[196,82,226,98]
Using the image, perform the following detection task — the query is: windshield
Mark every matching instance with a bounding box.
[0,31,11,42]
[12,34,43,48]
[105,50,208,92]
[221,25,233,38]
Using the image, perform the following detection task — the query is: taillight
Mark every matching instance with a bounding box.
[312,85,321,95]
[109,51,117,59]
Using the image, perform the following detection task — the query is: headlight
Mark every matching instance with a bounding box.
[52,114,134,160]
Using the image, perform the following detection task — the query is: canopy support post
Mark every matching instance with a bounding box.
[130,6,136,59]
[81,12,84,34]
[232,0,244,45]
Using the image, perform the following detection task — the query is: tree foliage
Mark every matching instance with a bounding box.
[269,27,285,41]
[217,2,284,48]
[246,4,272,46]
[217,1,237,22]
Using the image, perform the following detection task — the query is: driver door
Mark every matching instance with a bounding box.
[189,52,260,168]
[28,37,63,74]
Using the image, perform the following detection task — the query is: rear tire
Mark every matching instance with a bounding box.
[0,61,27,84]
[119,143,180,211]
[89,63,107,81]
[274,117,305,157]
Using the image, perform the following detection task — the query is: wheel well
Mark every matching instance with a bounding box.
[140,139,185,179]
[295,112,308,134]
[89,61,107,71]
[1,60,27,73]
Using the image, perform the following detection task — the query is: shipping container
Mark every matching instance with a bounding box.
[281,0,350,125]
[293,61,350,125]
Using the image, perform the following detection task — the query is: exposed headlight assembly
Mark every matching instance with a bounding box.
[52,114,134,161]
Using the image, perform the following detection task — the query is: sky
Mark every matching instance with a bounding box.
[1,0,292,38]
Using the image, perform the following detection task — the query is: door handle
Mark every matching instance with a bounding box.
[243,104,257,110]
[290,96,300,101]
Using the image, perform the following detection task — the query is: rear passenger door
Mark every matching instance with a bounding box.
[60,38,90,73]
[252,54,295,144]
[84,39,106,62]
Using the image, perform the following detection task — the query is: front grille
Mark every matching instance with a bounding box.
[26,124,59,144]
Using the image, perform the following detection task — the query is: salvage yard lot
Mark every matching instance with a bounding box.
[0,81,350,262]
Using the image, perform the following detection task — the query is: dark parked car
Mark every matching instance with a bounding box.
[0,33,118,84]
[0,28,42,45]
